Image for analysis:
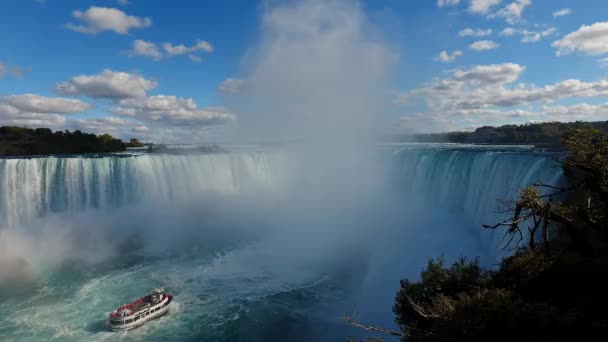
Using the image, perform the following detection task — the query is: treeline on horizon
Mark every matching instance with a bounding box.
[400,120,608,147]
[0,126,143,156]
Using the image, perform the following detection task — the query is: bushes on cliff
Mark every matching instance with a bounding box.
[0,126,134,156]
[385,127,608,341]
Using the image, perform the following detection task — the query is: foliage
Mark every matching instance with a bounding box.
[389,127,608,341]
[0,126,137,156]
[400,120,608,147]
[126,138,145,148]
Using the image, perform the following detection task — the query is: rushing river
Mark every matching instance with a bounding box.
[0,145,564,341]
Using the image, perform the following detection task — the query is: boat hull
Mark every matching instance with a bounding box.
[108,304,170,331]
[106,294,173,332]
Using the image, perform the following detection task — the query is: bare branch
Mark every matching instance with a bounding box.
[402,291,440,319]
[345,316,403,337]
[553,158,596,174]
[482,216,529,230]
[535,181,585,199]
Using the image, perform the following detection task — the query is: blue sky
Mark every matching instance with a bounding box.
[1,0,607,142]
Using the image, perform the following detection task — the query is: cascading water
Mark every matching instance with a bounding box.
[391,145,565,250]
[0,146,565,341]
[0,152,286,228]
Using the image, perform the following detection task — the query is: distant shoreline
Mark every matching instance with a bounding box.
[392,120,608,150]
[0,126,144,157]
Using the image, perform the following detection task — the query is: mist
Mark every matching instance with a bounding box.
[0,0,457,336]
[1,0,404,310]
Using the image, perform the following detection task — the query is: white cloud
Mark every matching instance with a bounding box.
[500,27,556,43]
[128,40,212,61]
[0,103,66,128]
[129,40,162,61]
[491,0,531,24]
[57,69,158,100]
[470,40,500,50]
[0,95,91,128]
[459,28,492,37]
[469,0,502,14]
[218,78,245,94]
[65,6,151,34]
[395,63,608,113]
[449,63,524,85]
[437,0,460,7]
[111,95,235,126]
[397,102,608,132]
[117,0,129,6]
[436,50,463,63]
[598,57,608,67]
[162,40,213,56]
[72,116,150,140]
[541,103,608,120]
[553,22,608,56]
[2,94,92,114]
[552,8,571,18]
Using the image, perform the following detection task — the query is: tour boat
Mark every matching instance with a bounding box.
[105,288,173,331]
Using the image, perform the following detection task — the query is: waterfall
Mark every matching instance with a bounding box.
[0,152,285,229]
[0,147,564,232]
[391,147,564,224]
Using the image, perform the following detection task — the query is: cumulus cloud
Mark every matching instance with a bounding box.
[129,40,162,61]
[490,0,531,24]
[501,27,556,43]
[459,28,492,37]
[470,40,500,50]
[437,0,460,7]
[396,102,608,133]
[0,95,92,128]
[2,94,92,114]
[65,6,151,34]
[0,104,66,128]
[111,95,235,126]
[436,50,463,63]
[541,102,608,120]
[468,0,502,14]
[552,8,572,18]
[57,69,158,100]
[553,22,608,56]
[449,63,524,85]
[71,116,150,140]
[128,40,213,61]
[218,78,245,94]
[395,63,608,113]
[466,0,531,24]
[162,40,213,56]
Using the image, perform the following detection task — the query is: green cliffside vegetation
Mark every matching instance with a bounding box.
[351,126,608,341]
[0,126,142,156]
[400,121,608,147]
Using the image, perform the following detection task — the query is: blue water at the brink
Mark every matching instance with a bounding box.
[0,145,564,341]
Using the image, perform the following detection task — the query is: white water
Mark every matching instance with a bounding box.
[0,146,564,341]
[0,152,285,229]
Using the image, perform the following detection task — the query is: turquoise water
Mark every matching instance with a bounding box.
[0,146,564,341]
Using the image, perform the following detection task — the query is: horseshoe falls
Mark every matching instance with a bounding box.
[0,145,564,341]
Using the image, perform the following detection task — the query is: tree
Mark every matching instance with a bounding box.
[350,127,608,341]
